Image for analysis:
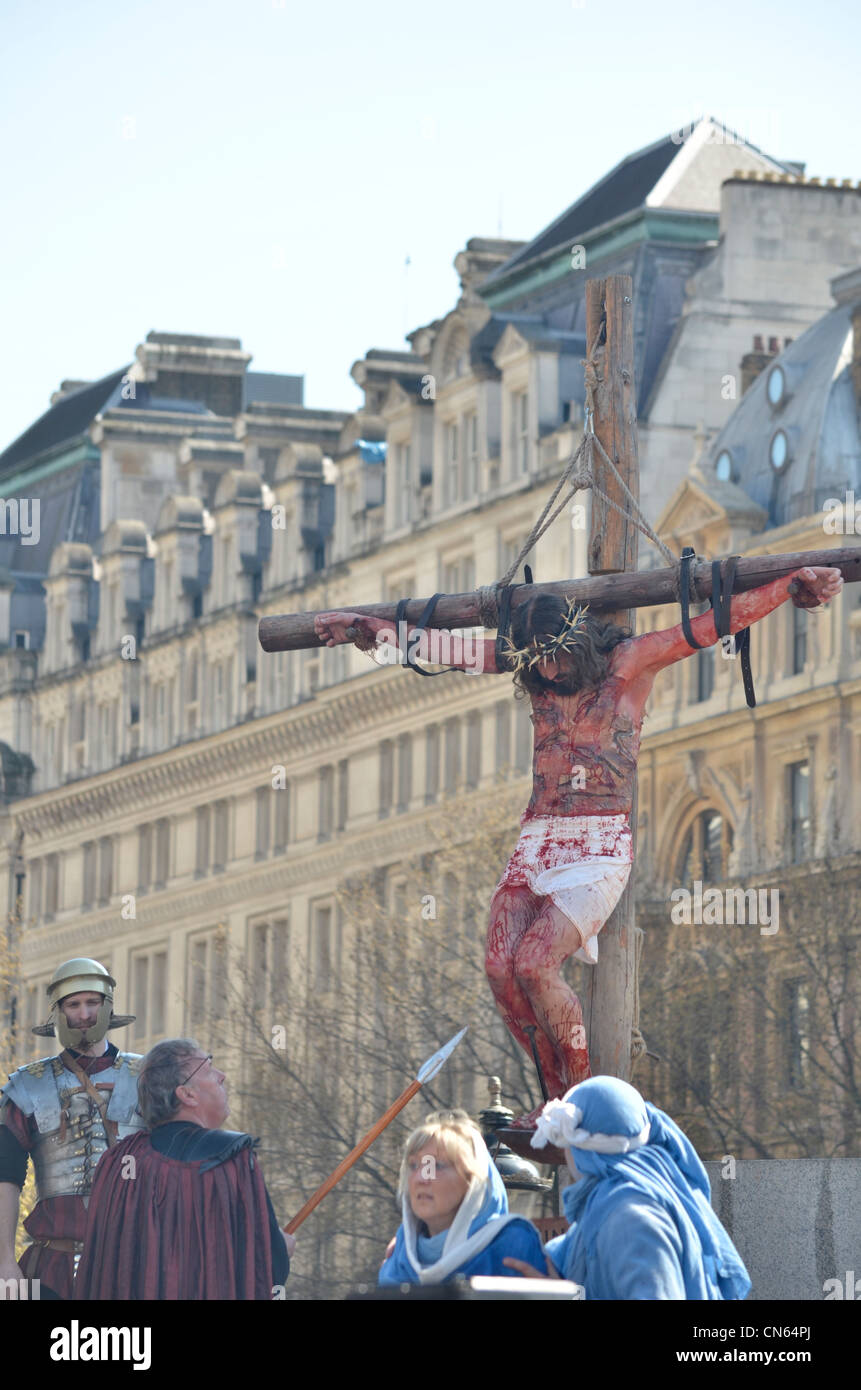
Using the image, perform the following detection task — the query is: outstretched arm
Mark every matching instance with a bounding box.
[313,612,503,673]
[619,566,843,679]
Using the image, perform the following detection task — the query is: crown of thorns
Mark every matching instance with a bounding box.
[501,597,591,672]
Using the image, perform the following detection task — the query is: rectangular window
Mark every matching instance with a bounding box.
[29,859,42,923]
[512,391,529,474]
[425,725,439,804]
[318,765,334,840]
[137,824,152,893]
[310,902,333,991]
[255,787,271,860]
[213,663,224,728]
[195,805,211,877]
[188,931,226,1034]
[155,818,170,888]
[789,761,810,862]
[213,801,229,872]
[98,838,113,905]
[132,948,168,1042]
[396,735,412,813]
[514,697,532,772]
[792,605,807,675]
[274,783,289,851]
[464,413,479,497]
[446,422,460,505]
[465,711,481,789]
[379,741,394,819]
[45,853,59,918]
[495,702,511,772]
[444,719,461,796]
[785,978,810,1088]
[397,443,412,525]
[696,648,714,702]
[336,759,349,833]
[82,842,97,910]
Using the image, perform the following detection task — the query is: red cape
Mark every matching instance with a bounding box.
[74,1130,275,1300]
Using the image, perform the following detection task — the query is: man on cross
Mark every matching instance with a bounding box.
[315,562,842,1115]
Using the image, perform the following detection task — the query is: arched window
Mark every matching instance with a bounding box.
[676,810,734,883]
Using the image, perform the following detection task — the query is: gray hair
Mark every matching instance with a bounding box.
[137,1037,202,1128]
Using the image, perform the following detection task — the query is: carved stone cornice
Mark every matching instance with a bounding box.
[10,661,497,844]
[21,780,525,964]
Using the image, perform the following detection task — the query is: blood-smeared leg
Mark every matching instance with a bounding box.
[485,883,564,1092]
[512,900,595,1094]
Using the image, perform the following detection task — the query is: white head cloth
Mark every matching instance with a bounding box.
[530,1096,651,1155]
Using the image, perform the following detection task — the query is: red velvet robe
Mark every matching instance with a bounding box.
[74,1130,276,1300]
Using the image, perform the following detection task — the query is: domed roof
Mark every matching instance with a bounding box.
[706,301,860,528]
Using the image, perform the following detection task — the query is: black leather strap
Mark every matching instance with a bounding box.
[495,583,521,671]
[394,594,463,677]
[680,551,756,708]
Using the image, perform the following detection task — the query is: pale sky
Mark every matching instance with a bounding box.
[1,0,857,451]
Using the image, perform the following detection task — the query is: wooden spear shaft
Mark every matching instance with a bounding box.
[258,547,861,653]
[283,1026,467,1235]
[284,1079,421,1235]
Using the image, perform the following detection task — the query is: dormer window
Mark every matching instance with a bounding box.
[715,450,732,482]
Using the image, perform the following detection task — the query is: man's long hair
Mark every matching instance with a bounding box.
[507,592,631,697]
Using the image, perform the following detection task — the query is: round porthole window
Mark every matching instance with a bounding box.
[767,365,786,408]
[769,429,789,471]
[715,450,732,481]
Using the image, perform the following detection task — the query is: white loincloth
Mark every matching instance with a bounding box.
[494,814,633,965]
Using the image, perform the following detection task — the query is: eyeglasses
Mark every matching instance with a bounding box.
[180,1054,213,1086]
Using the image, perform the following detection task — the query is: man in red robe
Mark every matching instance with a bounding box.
[75,1039,292,1300]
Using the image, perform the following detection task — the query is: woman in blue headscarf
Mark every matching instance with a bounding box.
[378,1109,546,1286]
[504,1077,750,1300]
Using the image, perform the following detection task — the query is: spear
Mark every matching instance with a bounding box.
[284,1026,468,1234]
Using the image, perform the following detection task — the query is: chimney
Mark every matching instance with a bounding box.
[740,335,777,394]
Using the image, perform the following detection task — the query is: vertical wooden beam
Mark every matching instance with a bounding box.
[584,275,639,1080]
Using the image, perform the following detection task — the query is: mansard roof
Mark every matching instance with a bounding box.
[484,117,794,285]
[704,289,861,528]
[0,367,130,477]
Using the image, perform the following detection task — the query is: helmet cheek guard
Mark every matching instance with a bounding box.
[54,994,114,1050]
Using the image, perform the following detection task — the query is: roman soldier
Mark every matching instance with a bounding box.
[0,957,144,1298]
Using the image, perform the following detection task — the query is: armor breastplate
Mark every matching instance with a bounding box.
[30,1090,112,1200]
[0,1051,145,1202]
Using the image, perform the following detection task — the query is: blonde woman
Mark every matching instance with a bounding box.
[378,1110,545,1285]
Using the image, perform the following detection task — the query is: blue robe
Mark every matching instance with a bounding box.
[536,1077,750,1301]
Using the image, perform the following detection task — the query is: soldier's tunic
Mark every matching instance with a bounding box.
[0,1042,144,1297]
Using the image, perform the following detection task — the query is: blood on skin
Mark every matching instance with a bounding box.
[485,570,832,1110]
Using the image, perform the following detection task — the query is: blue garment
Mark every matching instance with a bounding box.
[379,1153,545,1286]
[540,1078,750,1301]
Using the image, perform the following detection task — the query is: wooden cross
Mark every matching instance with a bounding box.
[258,272,861,1085]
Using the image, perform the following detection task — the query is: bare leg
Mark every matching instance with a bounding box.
[485,884,566,1095]
[513,901,592,1094]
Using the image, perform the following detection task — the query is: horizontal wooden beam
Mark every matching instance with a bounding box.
[258,546,861,652]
